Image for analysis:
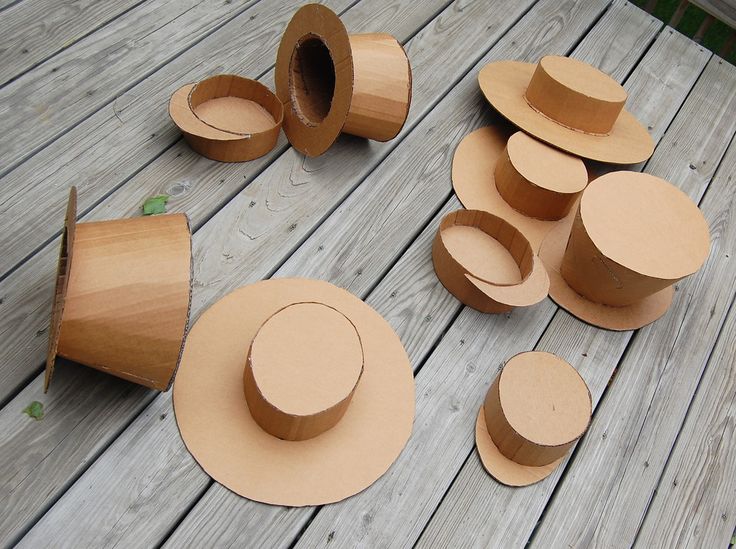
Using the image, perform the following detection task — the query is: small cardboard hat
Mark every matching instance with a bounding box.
[45,187,192,392]
[453,125,588,251]
[275,4,412,157]
[476,351,591,487]
[169,74,284,162]
[539,171,710,330]
[478,56,654,164]
[173,278,414,506]
[432,209,549,313]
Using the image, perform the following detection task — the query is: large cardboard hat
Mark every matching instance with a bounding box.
[476,351,591,487]
[45,187,192,392]
[453,126,588,251]
[540,171,710,330]
[173,278,415,506]
[478,56,654,164]
[275,4,412,157]
[432,209,549,313]
[169,74,284,162]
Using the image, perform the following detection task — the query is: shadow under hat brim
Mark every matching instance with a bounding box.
[475,406,563,487]
[539,219,674,331]
[452,125,579,252]
[478,61,654,165]
[173,278,415,506]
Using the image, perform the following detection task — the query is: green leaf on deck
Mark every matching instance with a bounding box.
[22,401,44,420]
[142,194,170,216]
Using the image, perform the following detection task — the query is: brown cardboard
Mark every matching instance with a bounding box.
[453,125,587,250]
[275,4,411,157]
[478,56,655,164]
[169,74,283,162]
[45,187,193,392]
[539,171,710,330]
[476,351,592,487]
[432,209,549,313]
[173,278,415,506]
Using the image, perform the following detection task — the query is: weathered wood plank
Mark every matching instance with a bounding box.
[0,0,146,86]
[635,292,736,548]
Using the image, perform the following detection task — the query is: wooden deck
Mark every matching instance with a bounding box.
[1,0,735,547]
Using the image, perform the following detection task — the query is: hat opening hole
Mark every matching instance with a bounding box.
[289,35,336,126]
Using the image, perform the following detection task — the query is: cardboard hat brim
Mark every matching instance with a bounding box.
[452,126,580,251]
[478,61,654,164]
[475,406,563,487]
[539,218,674,331]
[173,278,415,506]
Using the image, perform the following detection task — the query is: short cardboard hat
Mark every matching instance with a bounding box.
[476,351,591,487]
[478,56,655,164]
[453,125,588,251]
[45,187,192,392]
[173,278,415,506]
[432,209,549,313]
[275,4,412,157]
[169,74,284,162]
[539,171,710,330]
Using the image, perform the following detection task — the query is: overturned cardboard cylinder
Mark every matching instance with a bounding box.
[275,4,412,157]
[169,74,284,162]
[45,187,192,392]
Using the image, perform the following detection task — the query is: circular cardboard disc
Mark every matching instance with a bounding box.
[169,84,244,142]
[173,278,415,506]
[466,254,549,308]
[539,220,674,331]
[478,61,654,164]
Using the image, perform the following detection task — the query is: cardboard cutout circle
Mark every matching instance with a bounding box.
[478,59,654,164]
[173,278,415,506]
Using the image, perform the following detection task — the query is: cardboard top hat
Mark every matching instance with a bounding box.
[453,125,588,251]
[432,209,549,314]
[478,56,655,164]
[173,278,415,506]
[169,74,284,162]
[275,4,412,157]
[476,351,591,487]
[539,171,710,331]
[45,187,192,392]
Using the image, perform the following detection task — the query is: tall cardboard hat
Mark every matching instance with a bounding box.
[275,4,412,157]
[169,74,284,162]
[45,187,192,392]
[539,171,710,331]
[476,351,591,487]
[478,56,655,164]
[453,126,588,251]
[173,278,415,506]
[432,209,549,313]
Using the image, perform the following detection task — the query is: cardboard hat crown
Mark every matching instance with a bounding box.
[45,187,192,392]
[432,209,549,313]
[479,56,655,164]
[453,125,588,251]
[173,278,415,506]
[275,4,412,157]
[476,351,591,487]
[169,74,284,162]
[540,171,710,330]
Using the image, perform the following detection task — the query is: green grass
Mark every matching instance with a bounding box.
[632,0,736,65]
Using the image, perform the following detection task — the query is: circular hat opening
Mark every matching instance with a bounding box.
[289,35,336,126]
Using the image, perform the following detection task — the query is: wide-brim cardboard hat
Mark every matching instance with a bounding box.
[173,278,415,506]
[275,4,412,157]
[453,125,588,251]
[539,171,710,330]
[45,187,192,392]
[432,209,549,313]
[478,56,654,164]
[476,351,591,487]
[169,74,284,162]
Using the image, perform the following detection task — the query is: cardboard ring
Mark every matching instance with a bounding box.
[173,278,415,506]
[169,74,283,162]
[478,58,655,164]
